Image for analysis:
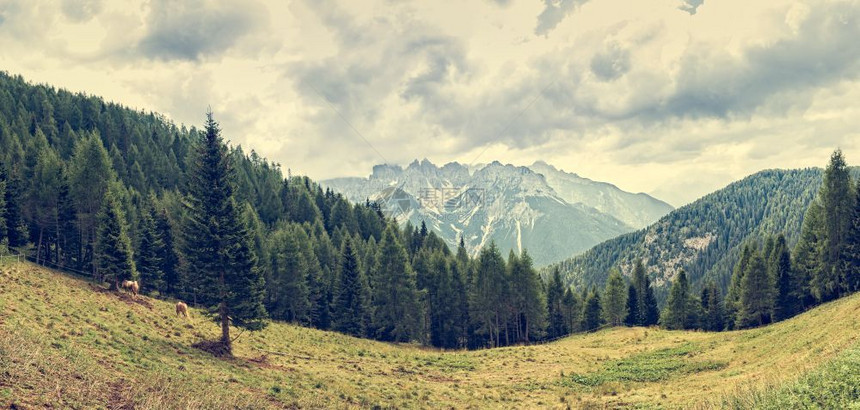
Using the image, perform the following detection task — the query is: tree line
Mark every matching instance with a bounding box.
[2,72,858,354]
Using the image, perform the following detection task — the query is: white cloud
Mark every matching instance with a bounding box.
[0,0,858,206]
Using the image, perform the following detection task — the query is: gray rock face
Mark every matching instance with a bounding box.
[322,159,673,266]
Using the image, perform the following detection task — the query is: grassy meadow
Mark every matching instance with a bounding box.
[2,260,859,409]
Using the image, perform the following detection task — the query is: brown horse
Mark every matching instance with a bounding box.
[120,280,139,297]
[175,301,189,318]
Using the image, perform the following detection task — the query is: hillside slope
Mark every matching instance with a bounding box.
[551,169,831,300]
[3,261,860,409]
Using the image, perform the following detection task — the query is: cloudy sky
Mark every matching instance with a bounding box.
[1,0,858,206]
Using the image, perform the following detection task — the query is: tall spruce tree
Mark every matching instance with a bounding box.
[700,281,725,331]
[840,179,860,294]
[660,270,696,330]
[630,259,658,326]
[546,268,567,338]
[180,113,267,355]
[602,269,627,326]
[2,168,28,248]
[561,288,581,333]
[94,188,136,289]
[794,202,824,308]
[372,226,421,342]
[817,149,855,300]
[154,207,179,295]
[136,201,166,295]
[332,236,368,337]
[267,225,311,323]
[470,242,506,347]
[726,243,754,329]
[624,283,638,326]
[770,234,799,321]
[582,288,603,331]
[0,170,7,249]
[738,248,774,328]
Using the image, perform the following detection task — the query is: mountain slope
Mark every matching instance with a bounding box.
[3,261,860,408]
[551,168,829,300]
[530,160,673,228]
[323,159,670,266]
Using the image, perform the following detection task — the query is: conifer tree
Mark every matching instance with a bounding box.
[624,283,638,326]
[700,281,724,331]
[546,268,567,338]
[819,149,855,299]
[94,188,136,289]
[470,242,506,347]
[738,248,773,328]
[630,259,658,326]
[332,236,368,337]
[267,225,311,323]
[726,243,753,329]
[0,171,8,249]
[794,202,824,307]
[136,201,166,295]
[69,133,114,272]
[602,269,627,326]
[840,179,860,294]
[562,287,582,333]
[372,226,421,342]
[770,234,799,321]
[2,168,28,248]
[180,113,267,355]
[582,288,603,331]
[660,270,696,330]
[154,207,179,295]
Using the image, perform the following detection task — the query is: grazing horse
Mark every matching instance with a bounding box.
[120,280,139,297]
[175,301,189,318]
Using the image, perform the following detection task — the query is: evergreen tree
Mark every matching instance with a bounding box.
[69,133,115,273]
[372,226,421,342]
[267,225,311,323]
[726,243,753,329]
[738,248,774,328]
[136,201,166,295]
[700,281,725,331]
[470,242,506,347]
[180,113,267,355]
[602,269,627,326]
[582,288,603,331]
[2,168,28,248]
[660,270,696,330]
[27,148,63,264]
[509,250,547,342]
[794,202,823,308]
[546,268,567,338]
[0,172,6,249]
[819,149,855,299]
[332,236,368,337]
[562,287,582,333]
[154,207,179,295]
[624,283,638,326]
[94,188,136,289]
[840,179,860,294]
[770,234,799,321]
[629,259,658,326]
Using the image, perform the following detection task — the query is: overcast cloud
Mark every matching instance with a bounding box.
[0,0,858,206]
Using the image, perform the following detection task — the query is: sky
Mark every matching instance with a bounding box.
[0,0,858,206]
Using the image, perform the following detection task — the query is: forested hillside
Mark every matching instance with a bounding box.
[0,72,552,350]
[551,168,832,301]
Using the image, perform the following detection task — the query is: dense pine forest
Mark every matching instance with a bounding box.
[552,168,835,302]
[0,73,553,351]
[1,72,858,353]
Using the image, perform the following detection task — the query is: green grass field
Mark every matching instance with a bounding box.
[2,261,859,409]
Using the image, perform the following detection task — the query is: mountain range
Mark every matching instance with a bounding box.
[323,159,673,266]
[548,168,844,301]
